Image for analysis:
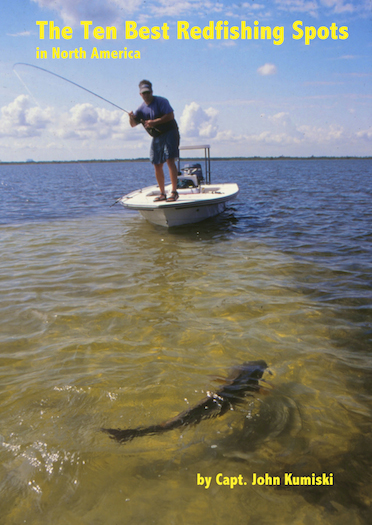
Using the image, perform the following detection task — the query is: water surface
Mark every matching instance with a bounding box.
[0,159,371,524]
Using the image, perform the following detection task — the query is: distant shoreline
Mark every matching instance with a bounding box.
[1,156,371,165]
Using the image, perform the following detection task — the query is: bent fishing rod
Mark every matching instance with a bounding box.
[12,62,159,136]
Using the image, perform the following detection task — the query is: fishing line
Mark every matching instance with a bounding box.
[13,62,131,114]
[13,66,41,107]
[13,63,159,136]
[12,62,112,188]
[12,62,157,203]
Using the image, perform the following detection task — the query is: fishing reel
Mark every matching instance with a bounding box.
[132,115,161,137]
[141,122,162,138]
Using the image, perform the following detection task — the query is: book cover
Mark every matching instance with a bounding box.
[0,2,371,525]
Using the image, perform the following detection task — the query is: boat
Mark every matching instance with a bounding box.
[118,145,239,227]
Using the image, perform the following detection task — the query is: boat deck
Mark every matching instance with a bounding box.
[120,183,239,211]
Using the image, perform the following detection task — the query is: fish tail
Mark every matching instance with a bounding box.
[101,423,166,443]
[101,427,145,443]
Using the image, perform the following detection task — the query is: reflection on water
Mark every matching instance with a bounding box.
[0,160,371,524]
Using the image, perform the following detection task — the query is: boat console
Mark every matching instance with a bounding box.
[177,163,204,189]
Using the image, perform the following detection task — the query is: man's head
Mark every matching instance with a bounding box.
[139,80,153,104]
[139,80,152,94]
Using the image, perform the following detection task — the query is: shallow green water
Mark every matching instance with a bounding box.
[0,160,371,524]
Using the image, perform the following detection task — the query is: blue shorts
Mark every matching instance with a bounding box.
[150,128,180,165]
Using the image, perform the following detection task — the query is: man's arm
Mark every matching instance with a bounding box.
[143,111,174,129]
[129,111,140,127]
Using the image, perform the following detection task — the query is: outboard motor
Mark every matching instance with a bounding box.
[177,163,204,189]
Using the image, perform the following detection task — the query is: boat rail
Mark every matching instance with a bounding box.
[178,144,211,184]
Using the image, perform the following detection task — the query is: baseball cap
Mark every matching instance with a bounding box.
[139,81,152,94]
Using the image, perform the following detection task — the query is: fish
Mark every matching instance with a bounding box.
[101,360,267,443]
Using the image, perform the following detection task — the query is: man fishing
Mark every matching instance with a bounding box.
[129,80,180,202]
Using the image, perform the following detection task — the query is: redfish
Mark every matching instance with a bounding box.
[102,360,267,443]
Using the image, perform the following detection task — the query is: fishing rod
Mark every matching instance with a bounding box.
[12,62,160,136]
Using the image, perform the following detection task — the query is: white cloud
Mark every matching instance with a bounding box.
[208,110,362,155]
[31,0,224,26]
[7,31,32,37]
[251,117,346,146]
[148,0,218,17]
[274,0,319,16]
[0,96,134,146]
[356,128,372,141]
[320,0,354,14]
[268,111,296,129]
[241,2,266,10]
[274,0,369,16]
[31,0,140,27]
[1,96,369,159]
[257,63,277,76]
[178,104,355,153]
[57,103,130,140]
[179,102,219,138]
[0,95,53,138]
[30,0,371,28]
[31,0,372,28]
[0,93,151,160]
[297,123,345,142]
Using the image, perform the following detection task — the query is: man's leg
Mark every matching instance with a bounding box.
[166,158,178,192]
[154,163,165,194]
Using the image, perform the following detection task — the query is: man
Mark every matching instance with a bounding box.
[129,80,180,202]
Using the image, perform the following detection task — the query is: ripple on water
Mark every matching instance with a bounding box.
[0,160,371,524]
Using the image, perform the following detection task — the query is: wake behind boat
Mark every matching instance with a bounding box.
[118,145,239,227]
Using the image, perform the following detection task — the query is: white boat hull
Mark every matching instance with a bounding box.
[119,183,239,227]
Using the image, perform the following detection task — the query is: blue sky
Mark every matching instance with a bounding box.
[0,0,371,161]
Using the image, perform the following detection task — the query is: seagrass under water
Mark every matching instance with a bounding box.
[0,159,371,524]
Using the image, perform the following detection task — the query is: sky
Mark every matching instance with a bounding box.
[0,0,371,161]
